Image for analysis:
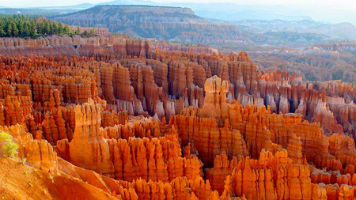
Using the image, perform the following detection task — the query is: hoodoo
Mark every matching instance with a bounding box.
[0,18,355,199]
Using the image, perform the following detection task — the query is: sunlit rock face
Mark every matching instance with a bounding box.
[0,35,355,200]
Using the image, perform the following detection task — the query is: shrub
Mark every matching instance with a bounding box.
[0,131,18,158]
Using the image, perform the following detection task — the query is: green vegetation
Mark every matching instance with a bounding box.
[0,15,75,38]
[81,28,97,37]
[49,174,54,183]
[0,131,18,158]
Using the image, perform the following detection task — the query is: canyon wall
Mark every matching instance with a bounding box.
[0,35,355,199]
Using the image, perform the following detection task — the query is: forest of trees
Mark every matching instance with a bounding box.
[0,15,82,38]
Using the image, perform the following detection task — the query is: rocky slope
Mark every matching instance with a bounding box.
[10,5,355,84]
[51,5,251,47]
[0,35,355,199]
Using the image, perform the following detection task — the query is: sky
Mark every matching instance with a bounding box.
[1,0,355,9]
[1,0,356,24]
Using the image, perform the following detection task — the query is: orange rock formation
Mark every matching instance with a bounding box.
[0,35,355,199]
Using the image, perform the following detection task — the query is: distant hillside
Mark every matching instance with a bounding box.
[51,5,254,46]
[0,8,76,16]
[0,3,93,16]
[235,20,356,40]
[52,5,335,48]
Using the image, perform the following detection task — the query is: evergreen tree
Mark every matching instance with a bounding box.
[36,23,41,35]
[64,25,70,35]
[57,23,63,35]
[30,21,36,37]
[6,23,13,37]
[18,20,25,37]
[24,21,31,36]
[50,22,56,35]
[0,14,93,38]
[44,21,50,35]
[0,25,5,37]
[0,20,5,37]
[76,26,80,35]
[11,22,19,37]
[82,30,88,37]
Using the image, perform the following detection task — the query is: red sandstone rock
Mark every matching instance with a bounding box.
[211,150,328,199]
[287,134,303,163]
[0,124,58,173]
[1,36,356,199]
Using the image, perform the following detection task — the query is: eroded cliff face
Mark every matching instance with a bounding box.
[50,5,252,49]
[207,150,328,199]
[0,35,355,200]
[1,36,353,137]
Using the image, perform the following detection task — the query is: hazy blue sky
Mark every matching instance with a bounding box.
[1,0,356,24]
[2,0,355,9]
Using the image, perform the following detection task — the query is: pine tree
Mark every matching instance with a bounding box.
[50,22,55,35]
[30,21,36,37]
[82,30,88,37]
[76,26,80,35]
[12,22,19,37]
[40,22,45,34]
[0,18,5,37]
[0,25,5,37]
[6,22,13,37]
[18,20,25,37]
[57,23,63,35]
[44,21,50,35]
[0,15,77,38]
[36,23,41,35]
[24,21,31,37]
[64,25,70,35]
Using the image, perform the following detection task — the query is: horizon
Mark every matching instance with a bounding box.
[1,0,356,25]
